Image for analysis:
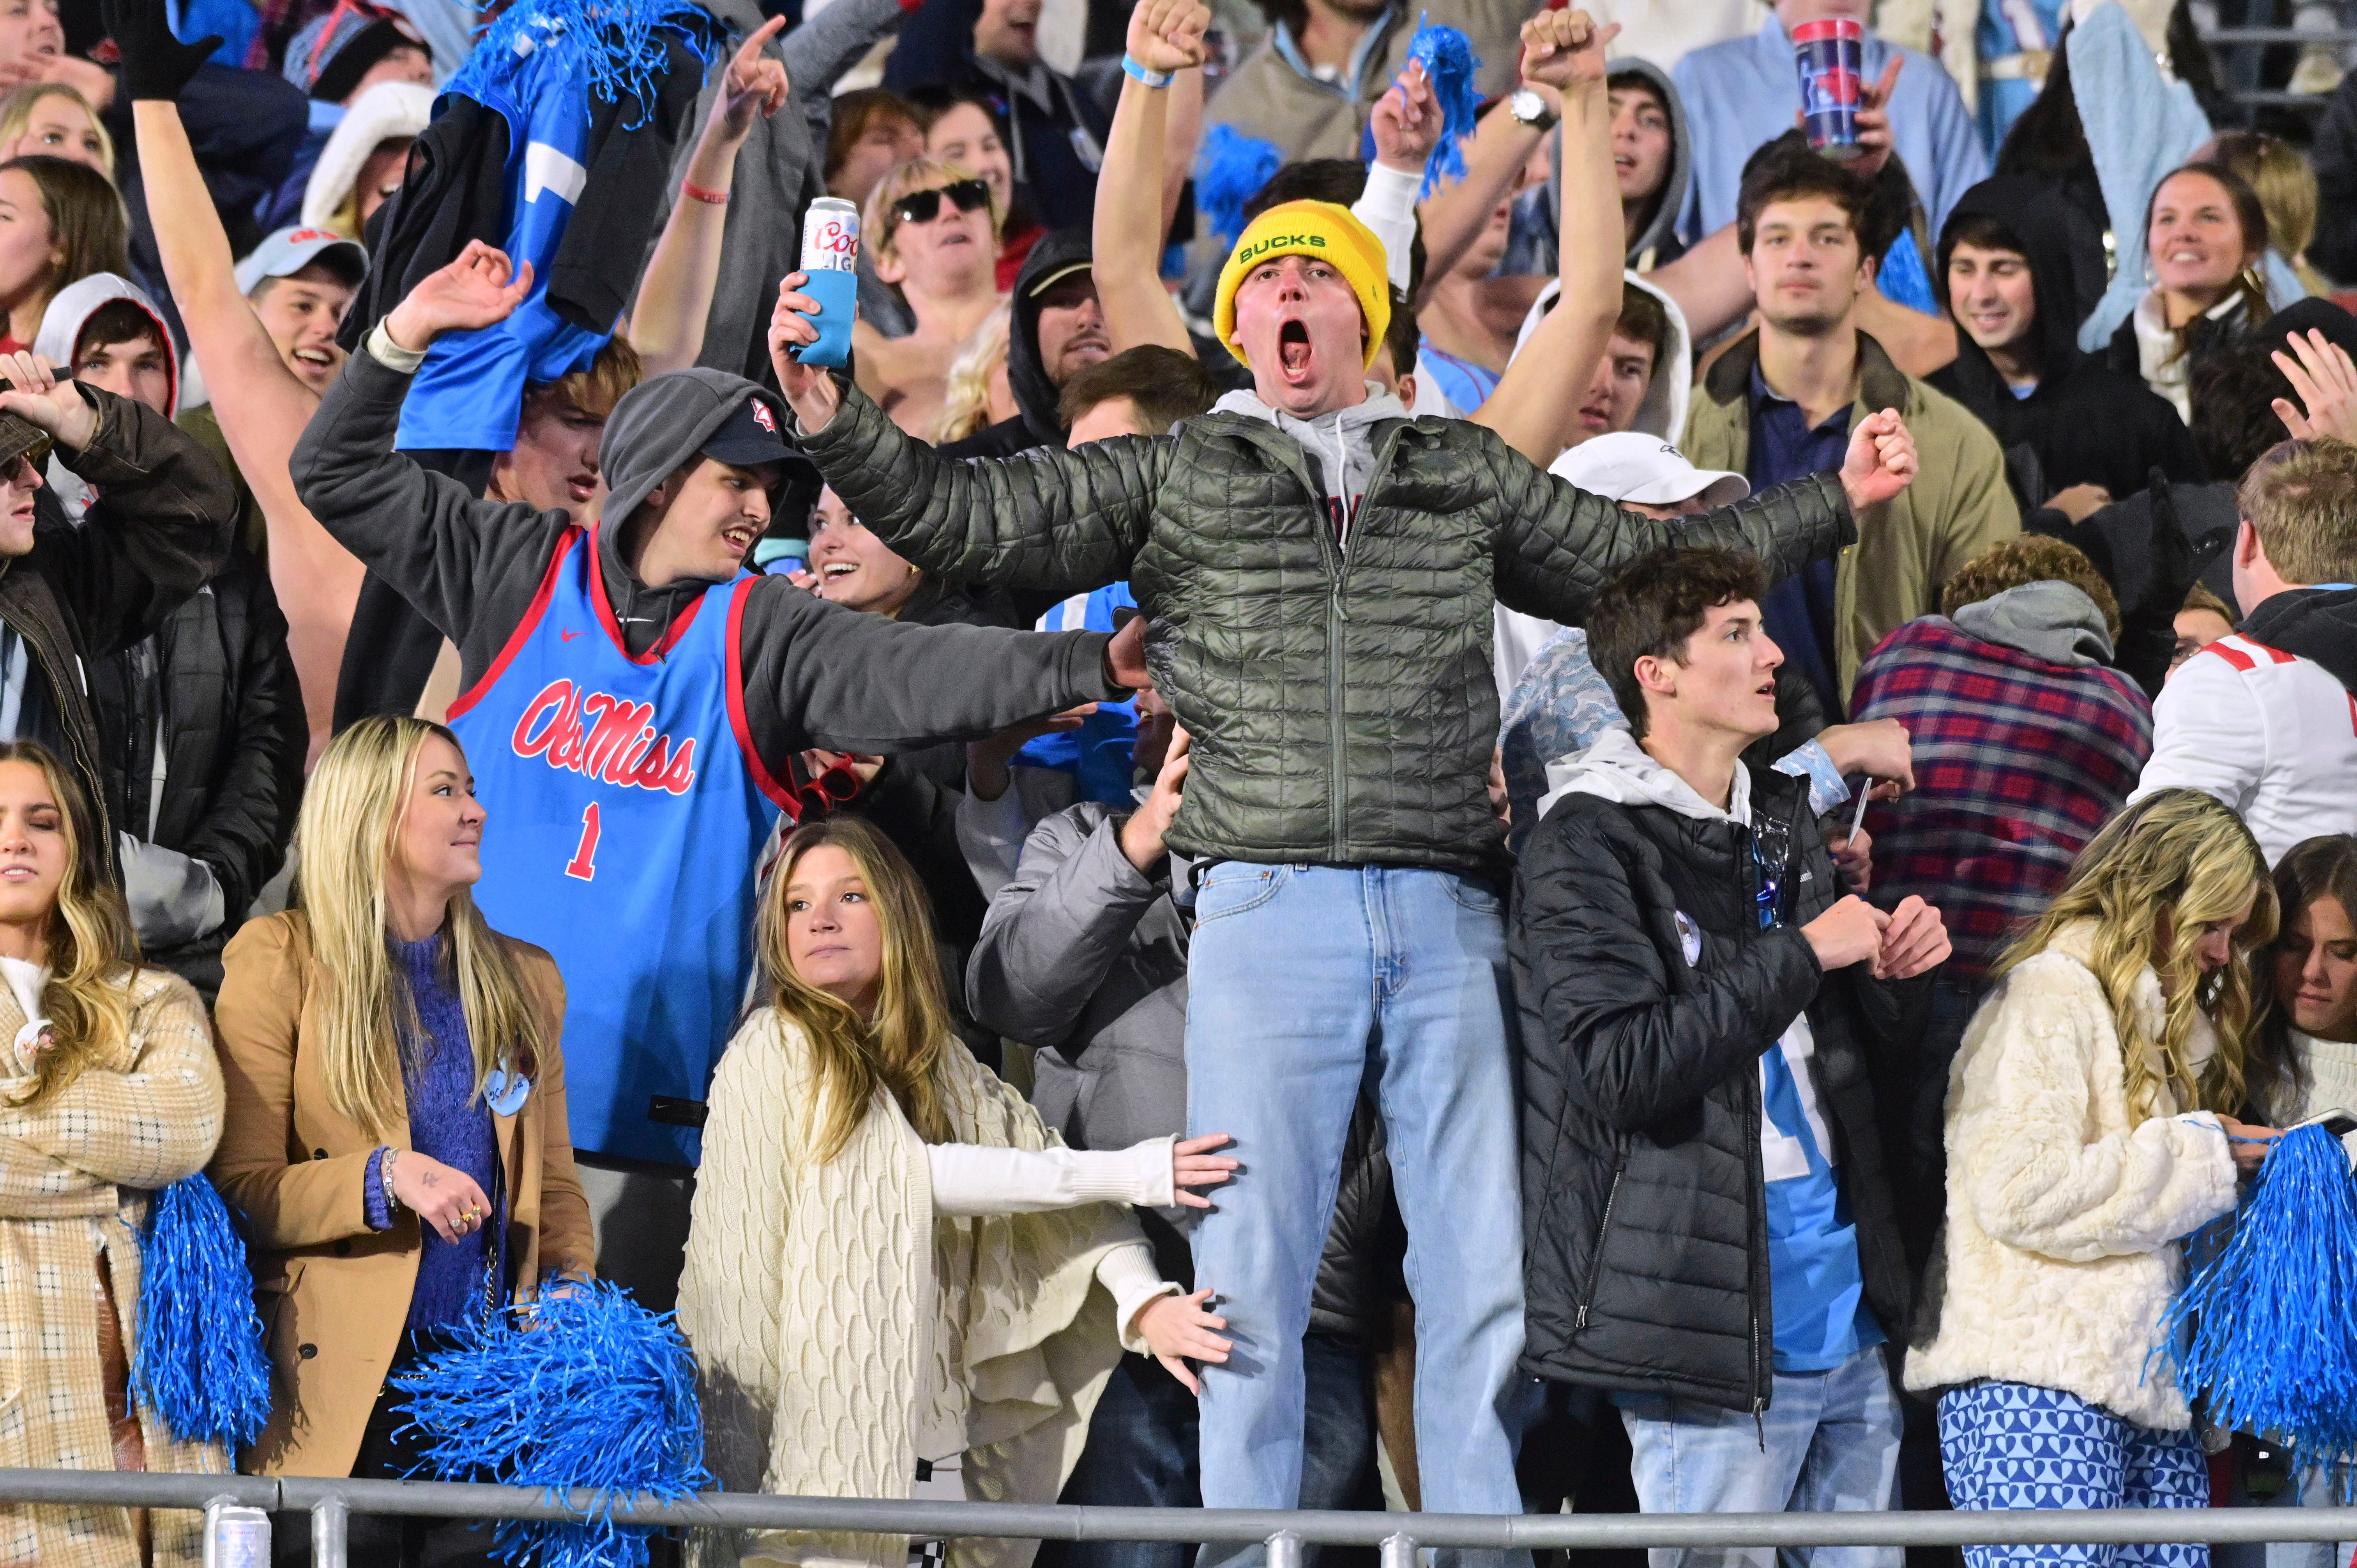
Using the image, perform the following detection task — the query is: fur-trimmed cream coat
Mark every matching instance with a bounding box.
[1905,919,2240,1430]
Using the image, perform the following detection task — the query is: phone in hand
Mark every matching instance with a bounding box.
[2294,1107,2357,1139]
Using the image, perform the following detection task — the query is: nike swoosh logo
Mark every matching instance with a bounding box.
[560,628,583,641]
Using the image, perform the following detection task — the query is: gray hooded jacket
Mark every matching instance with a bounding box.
[290,350,1125,773]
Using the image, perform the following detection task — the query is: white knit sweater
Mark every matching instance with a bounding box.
[678,1009,1151,1568]
[1904,920,2240,1430]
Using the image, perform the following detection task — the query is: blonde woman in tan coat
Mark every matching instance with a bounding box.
[0,739,227,1568]
[210,715,594,1568]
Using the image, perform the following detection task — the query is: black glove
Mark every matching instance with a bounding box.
[99,0,218,102]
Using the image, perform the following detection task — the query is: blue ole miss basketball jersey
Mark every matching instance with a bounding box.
[449,529,791,1166]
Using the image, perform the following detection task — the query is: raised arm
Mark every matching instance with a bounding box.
[0,972,223,1215]
[1095,0,1210,356]
[1491,409,1912,623]
[632,19,790,378]
[769,294,1163,590]
[288,244,569,652]
[111,0,365,751]
[1472,10,1619,465]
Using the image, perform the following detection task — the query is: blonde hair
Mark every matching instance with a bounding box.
[931,298,1011,443]
[1993,789,2277,1121]
[2236,436,2357,586]
[295,716,546,1141]
[862,154,1002,268]
[2211,131,2317,267]
[0,85,113,183]
[755,816,953,1162]
[0,742,135,1110]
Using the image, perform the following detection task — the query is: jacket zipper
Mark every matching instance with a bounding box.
[1311,421,1407,861]
[1573,1164,1623,1330]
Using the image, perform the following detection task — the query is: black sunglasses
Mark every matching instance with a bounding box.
[891,178,991,229]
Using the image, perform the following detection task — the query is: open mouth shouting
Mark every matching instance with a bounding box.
[1277,319,1314,383]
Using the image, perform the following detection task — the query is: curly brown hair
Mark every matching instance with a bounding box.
[1940,535,2122,642]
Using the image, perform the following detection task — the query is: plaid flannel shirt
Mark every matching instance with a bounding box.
[1850,617,2153,980]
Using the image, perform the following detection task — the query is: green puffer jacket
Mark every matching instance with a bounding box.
[801,383,1857,872]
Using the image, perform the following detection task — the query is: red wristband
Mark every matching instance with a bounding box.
[682,178,730,205]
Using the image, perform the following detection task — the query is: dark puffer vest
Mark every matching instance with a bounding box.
[802,382,1856,872]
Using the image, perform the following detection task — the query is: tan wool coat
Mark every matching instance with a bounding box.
[1682,328,2021,698]
[208,911,597,1478]
[0,966,230,1568]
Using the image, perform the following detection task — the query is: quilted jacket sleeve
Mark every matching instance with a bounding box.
[1518,805,1825,1135]
[1952,956,2238,1262]
[797,381,1161,595]
[1488,425,1856,627]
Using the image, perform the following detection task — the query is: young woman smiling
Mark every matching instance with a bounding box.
[2109,162,2273,424]
[679,818,1235,1566]
[853,155,1007,438]
[0,740,228,1568]
[0,154,121,355]
[209,716,592,1566]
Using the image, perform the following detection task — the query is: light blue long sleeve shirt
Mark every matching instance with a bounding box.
[1672,16,1988,248]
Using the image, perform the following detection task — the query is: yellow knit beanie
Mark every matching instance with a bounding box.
[1211,200,1391,371]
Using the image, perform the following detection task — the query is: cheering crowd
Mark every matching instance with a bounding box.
[0,0,2355,1562]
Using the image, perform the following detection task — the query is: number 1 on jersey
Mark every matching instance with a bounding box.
[565,802,602,881]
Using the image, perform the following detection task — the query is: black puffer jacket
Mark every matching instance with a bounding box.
[801,381,1855,871]
[1512,755,1931,1409]
[90,547,304,998]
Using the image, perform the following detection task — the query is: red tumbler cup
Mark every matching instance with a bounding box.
[1792,16,1865,159]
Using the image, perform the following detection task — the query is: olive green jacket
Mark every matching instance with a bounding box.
[800,382,1856,871]
[1682,329,2021,700]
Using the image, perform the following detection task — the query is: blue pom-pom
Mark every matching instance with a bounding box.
[1403,14,1482,201]
[132,1174,272,1451]
[2160,1122,2357,1475]
[1196,124,1285,247]
[393,1280,711,1568]
[454,0,720,129]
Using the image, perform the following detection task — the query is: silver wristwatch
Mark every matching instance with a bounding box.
[1508,87,1558,132]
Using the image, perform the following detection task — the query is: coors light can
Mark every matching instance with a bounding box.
[794,196,860,368]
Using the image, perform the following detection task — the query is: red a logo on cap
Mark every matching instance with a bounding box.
[753,403,778,436]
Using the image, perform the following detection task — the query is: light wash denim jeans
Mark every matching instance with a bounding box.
[1185,863,1527,1568]
[1618,1344,1905,1568]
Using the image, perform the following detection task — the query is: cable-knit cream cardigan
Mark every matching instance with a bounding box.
[678,1007,1144,1568]
[1905,920,2240,1430]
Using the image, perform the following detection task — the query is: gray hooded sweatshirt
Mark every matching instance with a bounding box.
[291,347,1126,777]
[1949,579,2115,669]
[1211,383,1410,551]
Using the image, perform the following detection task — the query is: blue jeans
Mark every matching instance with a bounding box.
[1938,1382,2207,1568]
[1618,1344,1905,1568]
[1040,1330,1381,1568]
[1186,863,1526,1566]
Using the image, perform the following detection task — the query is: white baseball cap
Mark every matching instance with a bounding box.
[234,226,370,297]
[1550,431,1750,512]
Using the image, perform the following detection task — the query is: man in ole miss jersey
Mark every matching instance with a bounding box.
[290,241,1147,1308]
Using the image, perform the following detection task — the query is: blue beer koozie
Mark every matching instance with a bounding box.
[793,268,858,368]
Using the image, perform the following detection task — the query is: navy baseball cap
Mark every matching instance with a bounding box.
[701,396,797,468]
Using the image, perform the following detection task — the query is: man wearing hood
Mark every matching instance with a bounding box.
[2131,436,2357,867]
[941,227,1110,459]
[1512,543,1947,1554]
[772,83,1922,1526]
[35,273,303,999]
[1928,177,2202,513]
[290,240,1145,1311]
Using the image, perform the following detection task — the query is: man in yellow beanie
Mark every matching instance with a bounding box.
[765,8,1921,1545]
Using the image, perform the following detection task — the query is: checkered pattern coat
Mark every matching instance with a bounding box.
[0,966,229,1568]
[1850,617,2154,980]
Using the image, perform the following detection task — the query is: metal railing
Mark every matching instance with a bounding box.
[9,1468,2357,1565]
